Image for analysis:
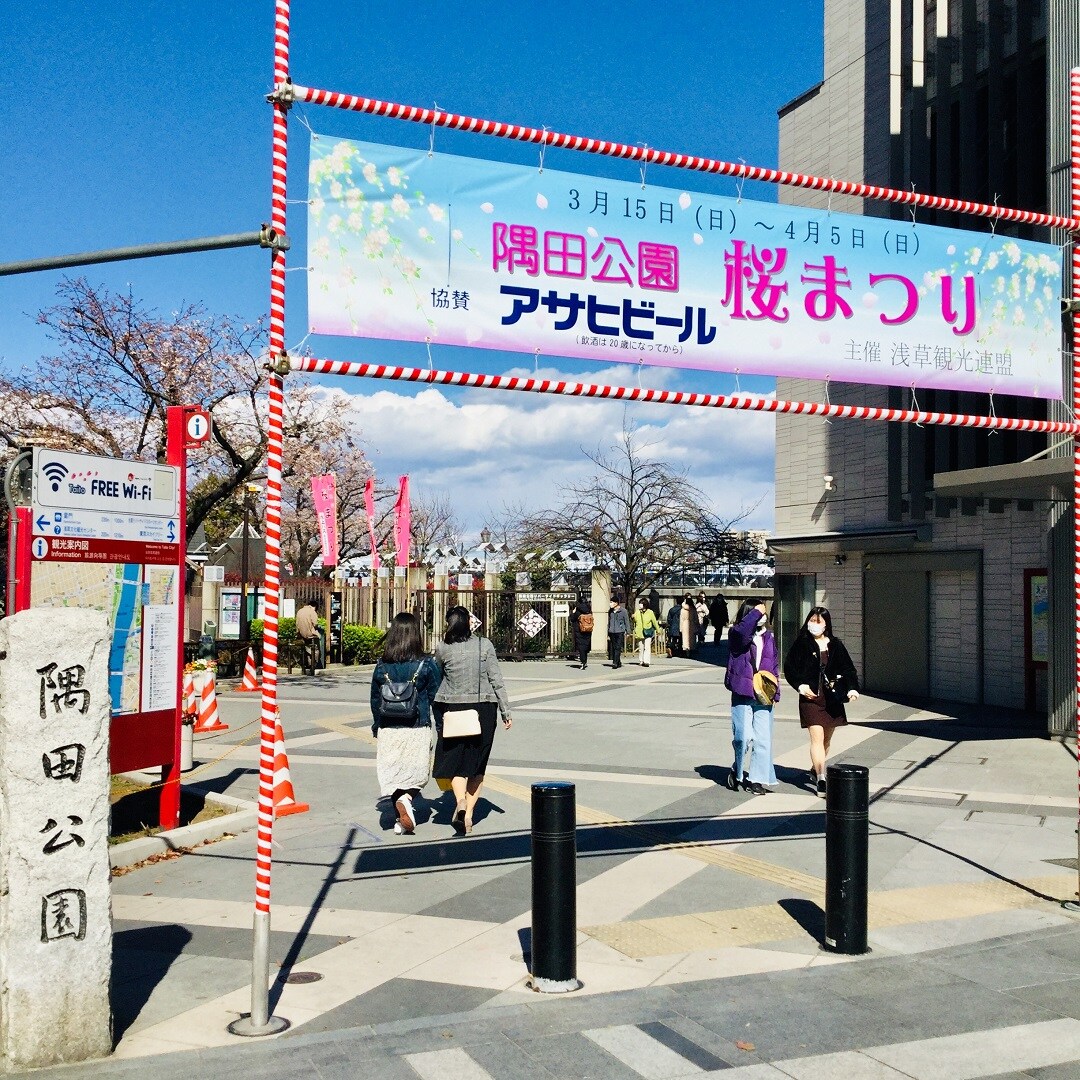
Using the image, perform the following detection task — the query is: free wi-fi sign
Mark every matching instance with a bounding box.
[31,448,179,518]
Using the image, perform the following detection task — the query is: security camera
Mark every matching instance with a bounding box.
[823,474,836,492]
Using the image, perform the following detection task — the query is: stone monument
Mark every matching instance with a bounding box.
[0,608,113,1069]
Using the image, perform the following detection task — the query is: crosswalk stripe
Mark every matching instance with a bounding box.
[584,1024,704,1078]
[404,1046,495,1080]
[858,1017,1080,1080]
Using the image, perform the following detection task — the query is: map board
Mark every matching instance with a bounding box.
[28,449,182,718]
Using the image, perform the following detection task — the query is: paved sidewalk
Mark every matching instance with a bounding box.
[29,647,1080,1077]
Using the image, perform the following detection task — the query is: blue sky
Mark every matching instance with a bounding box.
[3,2,825,533]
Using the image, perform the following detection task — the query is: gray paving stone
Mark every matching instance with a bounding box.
[287,977,498,1035]
[660,1013,761,1068]
[309,1047,421,1080]
[670,979,902,1060]
[112,951,251,1038]
[1026,1064,1080,1079]
[494,987,683,1039]
[638,1019,735,1070]
[512,1030,648,1079]
[466,1032,560,1079]
[924,937,1080,992]
[1003,981,1080,1021]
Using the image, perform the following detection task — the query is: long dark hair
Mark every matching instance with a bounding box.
[382,612,424,663]
[734,598,758,625]
[444,605,473,644]
[575,596,592,615]
[800,606,834,639]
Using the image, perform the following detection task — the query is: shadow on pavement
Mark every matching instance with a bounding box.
[269,825,357,1009]
[778,897,826,944]
[111,925,194,1042]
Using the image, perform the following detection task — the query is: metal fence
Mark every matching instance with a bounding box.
[413,588,578,659]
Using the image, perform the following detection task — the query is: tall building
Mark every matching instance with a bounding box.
[770,0,1079,731]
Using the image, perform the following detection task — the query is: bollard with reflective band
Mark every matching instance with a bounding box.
[530,781,582,992]
[824,763,870,955]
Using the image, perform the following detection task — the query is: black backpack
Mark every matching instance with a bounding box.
[378,661,424,725]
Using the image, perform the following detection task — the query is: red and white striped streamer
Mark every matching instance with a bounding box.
[292,357,1080,436]
[289,83,1080,234]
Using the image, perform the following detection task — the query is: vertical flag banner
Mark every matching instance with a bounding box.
[364,475,380,571]
[394,475,411,568]
[310,473,339,567]
[308,136,1064,399]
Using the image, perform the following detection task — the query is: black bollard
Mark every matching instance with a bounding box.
[530,781,582,993]
[824,763,870,954]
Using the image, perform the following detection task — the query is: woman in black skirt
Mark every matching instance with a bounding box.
[783,606,860,797]
[433,606,513,834]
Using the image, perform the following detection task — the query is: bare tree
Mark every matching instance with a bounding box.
[520,423,750,601]
[0,279,267,539]
[481,500,531,553]
[411,492,463,560]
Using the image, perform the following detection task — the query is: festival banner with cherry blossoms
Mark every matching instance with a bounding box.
[307,136,1064,399]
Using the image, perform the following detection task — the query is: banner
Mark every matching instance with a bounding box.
[363,475,380,571]
[310,473,339,567]
[393,475,410,568]
[308,136,1063,399]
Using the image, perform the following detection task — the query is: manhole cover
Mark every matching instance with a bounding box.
[283,971,323,984]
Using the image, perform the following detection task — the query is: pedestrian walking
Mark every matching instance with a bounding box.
[607,596,632,668]
[723,600,779,794]
[666,601,682,657]
[680,593,699,655]
[432,606,513,834]
[783,606,860,797]
[708,593,730,638]
[570,595,594,670]
[695,592,710,645]
[632,597,660,667]
[369,612,443,835]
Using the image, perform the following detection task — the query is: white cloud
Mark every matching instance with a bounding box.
[316,363,775,531]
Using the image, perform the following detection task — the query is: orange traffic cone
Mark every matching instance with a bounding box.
[182,672,198,717]
[193,671,229,733]
[272,718,309,817]
[235,648,260,692]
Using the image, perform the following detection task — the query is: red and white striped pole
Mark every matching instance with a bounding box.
[1069,68,1080,913]
[291,357,1080,437]
[228,0,292,1036]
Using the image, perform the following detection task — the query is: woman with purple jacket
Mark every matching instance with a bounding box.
[723,599,779,795]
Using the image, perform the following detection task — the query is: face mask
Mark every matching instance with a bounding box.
[807,621,826,637]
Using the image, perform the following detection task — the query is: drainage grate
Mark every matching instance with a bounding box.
[282,971,323,984]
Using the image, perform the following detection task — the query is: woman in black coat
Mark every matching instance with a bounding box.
[783,606,860,797]
[570,596,593,670]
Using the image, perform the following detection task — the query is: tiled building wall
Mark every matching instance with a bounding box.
[931,509,1047,706]
[767,549,866,675]
[929,568,982,704]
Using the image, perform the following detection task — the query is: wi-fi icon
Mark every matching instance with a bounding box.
[42,461,68,492]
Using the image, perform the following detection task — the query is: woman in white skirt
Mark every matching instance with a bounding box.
[369,612,442,834]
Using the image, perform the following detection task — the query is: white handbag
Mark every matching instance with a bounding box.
[441,637,483,738]
[442,708,481,738]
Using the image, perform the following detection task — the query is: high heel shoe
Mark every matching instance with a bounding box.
[724,770,739,792]
[463,815,474,835]
[453,800,467,834]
